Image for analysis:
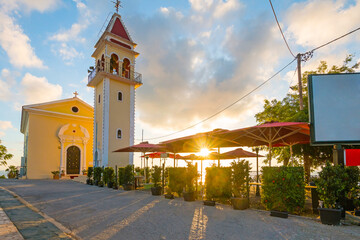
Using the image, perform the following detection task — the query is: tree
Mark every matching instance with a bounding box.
[0,140,13,167]
[255,55,359,182]
[6,165,18,179]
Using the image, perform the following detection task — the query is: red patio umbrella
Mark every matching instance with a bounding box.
[114,141,167,180]
[221,148,263,159]
[217,122,310,166]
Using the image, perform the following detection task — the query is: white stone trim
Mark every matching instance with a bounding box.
[93,87,97,167]
[102,78,110,167]
[58,124,90,174]
[129,85,135,165]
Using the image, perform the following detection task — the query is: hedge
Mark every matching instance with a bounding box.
[262,166,305,214]
[205,166,232,201]
[168,167,186,196]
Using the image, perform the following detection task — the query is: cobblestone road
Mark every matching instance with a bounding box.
[1,179,359,240]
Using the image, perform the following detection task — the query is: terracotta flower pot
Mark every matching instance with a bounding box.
[203,200,216,206]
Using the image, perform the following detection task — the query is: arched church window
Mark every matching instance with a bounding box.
[96,60,100,72]
[101,54,105,71]
[110,54,119,75]
[98,94,101,103]
[116,129,122,139]
[122,58,130,79]
[118,91,122,101]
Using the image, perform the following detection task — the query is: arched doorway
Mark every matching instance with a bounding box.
[67,146,81,174]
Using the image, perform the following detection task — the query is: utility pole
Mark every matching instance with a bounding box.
[297,53,304,110]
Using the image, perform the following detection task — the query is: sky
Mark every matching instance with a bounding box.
[0,0,360,171]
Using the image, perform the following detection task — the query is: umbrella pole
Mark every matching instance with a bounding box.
[290,145,293,166]
[218,147,220,167]
[269,143,272,167]
[174,153,176,167]
[143,152,146,185]
[255,148,260,197]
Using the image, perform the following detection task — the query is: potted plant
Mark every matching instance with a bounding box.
[82,168,87,176]
[51,170,60,180]
[103,167,115,188]
[168,167,186,197]
[93,167,103,186]
[61,170,65,177]
[183,163,198,201]
[343,166,360,212]
[123,164,134,190]
[86,167,93,185]
[151,165,162,195]
[231,160,250,210]
[316,162,347,225]
[262,166,305,218]
[118,167,125,188]
[204,165,232,206]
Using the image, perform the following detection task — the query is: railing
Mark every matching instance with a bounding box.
[88,60,142,85]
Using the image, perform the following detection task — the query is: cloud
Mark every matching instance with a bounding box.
[0,120,14,138]
[0,69,16,101]
[20,73,62,104]
[189,0,242,20]
[49,0,92,63]
[285,0,360,48]
[128,4,287,135]
[0,12,46,69]
[0,0,59,13]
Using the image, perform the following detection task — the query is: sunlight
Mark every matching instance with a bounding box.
[199,148,210,157]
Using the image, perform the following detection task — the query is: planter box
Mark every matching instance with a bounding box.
[270,210,288,218]
[151,186,162,196]
[53,175,59,180]
[183,192,196,201]
[231,198,249,210]
[203,200,216,206]
[319,208,341,225]
[164,194,174,199]
[123,184,134,191]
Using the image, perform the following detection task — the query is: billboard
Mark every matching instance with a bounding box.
[308,73,360,146]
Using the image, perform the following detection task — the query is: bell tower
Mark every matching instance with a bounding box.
[87,12,142,168]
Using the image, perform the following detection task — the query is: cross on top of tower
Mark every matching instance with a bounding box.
[73,91,79,98]
[112,0,122,13]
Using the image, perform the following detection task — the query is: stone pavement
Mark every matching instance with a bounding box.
[0,188,72,240]
[0,206,24,240]
[1,179,360,240]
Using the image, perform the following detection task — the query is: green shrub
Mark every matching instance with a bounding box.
[151,165,162,187]
[123,164,134,185]
[231,160,250,198]
[118,167,125,185]
[93,167,103,183]
[145,167,150,183]
[185,163,198,193]
[316,162,348,209]
[0,175,6,179]
[87,167,93,179]
[344,166,360,199]
[103,167,115,185]
[168,167,186,196]
[262,166,305,214]
[205,165,232,201]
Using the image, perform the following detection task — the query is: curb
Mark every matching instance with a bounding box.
[0,186,82,240]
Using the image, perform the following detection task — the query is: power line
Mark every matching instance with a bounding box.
[139,57,297,141]
[310,27,360,53]
[269,0,295,58]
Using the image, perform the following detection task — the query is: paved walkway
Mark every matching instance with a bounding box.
[0,188,71,240]
[0,206,24,240]
[1,179,360,240]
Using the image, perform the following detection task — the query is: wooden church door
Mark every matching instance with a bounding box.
[67,146,80,174]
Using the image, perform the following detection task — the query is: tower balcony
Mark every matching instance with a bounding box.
[87,60,142,88]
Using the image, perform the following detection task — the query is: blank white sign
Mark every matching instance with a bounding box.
[310,73,360,144]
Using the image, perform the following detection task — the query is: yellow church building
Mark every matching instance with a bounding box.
[20,96,94,179]
[20,12,142,179]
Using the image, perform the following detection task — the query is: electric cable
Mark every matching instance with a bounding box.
[269,0,295,58]
[138,57,297,141]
